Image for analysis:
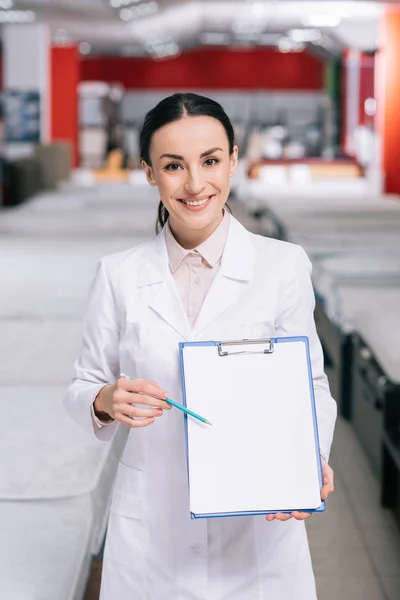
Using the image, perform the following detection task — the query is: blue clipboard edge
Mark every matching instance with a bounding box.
[179,336,326,520]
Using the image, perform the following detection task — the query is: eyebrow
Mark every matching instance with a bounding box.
[159,147,223,160]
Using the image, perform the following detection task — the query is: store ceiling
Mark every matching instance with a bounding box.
[4,1,390,57]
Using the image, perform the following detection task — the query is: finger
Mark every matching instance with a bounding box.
[116,414,155,428]
[129,378,169,401]
[114,388,170,411]
[292,512,312,520]
[323,464,334,485]
[265,514,276,521]
[148,380,162,388]
[120,404,164,419]
[274,512,292,521]
[133,393,172,411]
[321,482,334,500]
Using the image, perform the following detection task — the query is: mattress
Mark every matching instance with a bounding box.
[0,386,128,554]
[348,290,400,385]
[312,255,400,303]
[0,183,159,237]
[246,188,400,215]
[0,180,157,597]
[0,237,148,320]
[0,496,93,600]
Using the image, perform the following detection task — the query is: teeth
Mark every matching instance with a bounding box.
[182,197,209,207]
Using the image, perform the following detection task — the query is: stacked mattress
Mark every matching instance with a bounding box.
[0,182,157,599]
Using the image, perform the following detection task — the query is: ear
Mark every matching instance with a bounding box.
[229,145,239,177]
[141,160,157,187]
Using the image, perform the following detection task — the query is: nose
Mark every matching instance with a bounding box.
[184,166,206,196]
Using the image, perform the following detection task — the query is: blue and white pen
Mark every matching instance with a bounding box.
[120,373,212,425]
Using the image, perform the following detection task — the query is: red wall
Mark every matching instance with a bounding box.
[50,46,80,167]
[380,9,400,194]
[81,48,324,90]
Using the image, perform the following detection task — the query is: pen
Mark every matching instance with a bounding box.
[120,373,212,425]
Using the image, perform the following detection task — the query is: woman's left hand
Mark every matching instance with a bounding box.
[265,457,334,522]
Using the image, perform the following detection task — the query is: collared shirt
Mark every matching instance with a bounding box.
[92,209,231,428]
[165,210,230,326]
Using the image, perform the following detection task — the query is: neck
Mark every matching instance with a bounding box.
[169,211,225,249]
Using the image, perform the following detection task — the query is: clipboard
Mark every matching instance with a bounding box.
[179,336,325,519]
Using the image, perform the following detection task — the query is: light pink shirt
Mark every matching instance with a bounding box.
[165,210,230,326]
[92,211,230,428]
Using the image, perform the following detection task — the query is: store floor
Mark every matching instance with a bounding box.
[2,183,400,600]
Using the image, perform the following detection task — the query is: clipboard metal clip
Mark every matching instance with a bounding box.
[217,338,274,357]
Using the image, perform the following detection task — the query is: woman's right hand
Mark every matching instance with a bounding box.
[94,377,172,428]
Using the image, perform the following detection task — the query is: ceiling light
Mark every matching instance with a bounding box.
[137,3,148,15]
[303,14,341,28]
[232,20,262,35]
[0,0,13,8]
[289,29,322,43]
[127,1,158,20]
[0,10,35,23]
[120,8,132,20]
[111,0,140,7]
[79,42,91,55]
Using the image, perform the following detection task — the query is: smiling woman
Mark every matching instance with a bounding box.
[139,93,238,246]
[64,91,336,600]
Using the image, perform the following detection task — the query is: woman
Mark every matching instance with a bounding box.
[64,92,336,599]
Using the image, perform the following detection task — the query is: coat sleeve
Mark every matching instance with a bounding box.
[275,245,337,462]
[63,259,120,443]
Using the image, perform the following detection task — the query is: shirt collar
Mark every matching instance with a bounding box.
[165,210,231,273]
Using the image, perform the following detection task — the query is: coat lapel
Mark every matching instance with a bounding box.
[137,230,192,340]
[192,216,256,337]
[137,216,256,340]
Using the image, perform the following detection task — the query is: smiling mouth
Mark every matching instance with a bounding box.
[178,195,213,207]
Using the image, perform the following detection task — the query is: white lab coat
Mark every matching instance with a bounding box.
[64,215,336,600]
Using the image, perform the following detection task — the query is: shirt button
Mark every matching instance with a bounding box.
[194,277,200,284]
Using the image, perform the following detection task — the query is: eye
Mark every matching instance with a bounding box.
[164,162,182,172]
[204,158,219,167]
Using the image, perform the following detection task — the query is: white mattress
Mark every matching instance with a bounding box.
[313,255,400,301]
[0,181,157,596]
[321,285,400,384]
[292,231,400,252]
[339,288,400,384]
[0,386,128,554]
[0,497,93,600]
[246,189,400,216]
[0,183,159,237]
[355,309,400,385]
[0,237,144,320]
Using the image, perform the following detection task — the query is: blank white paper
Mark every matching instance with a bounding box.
[181,339,322,516]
